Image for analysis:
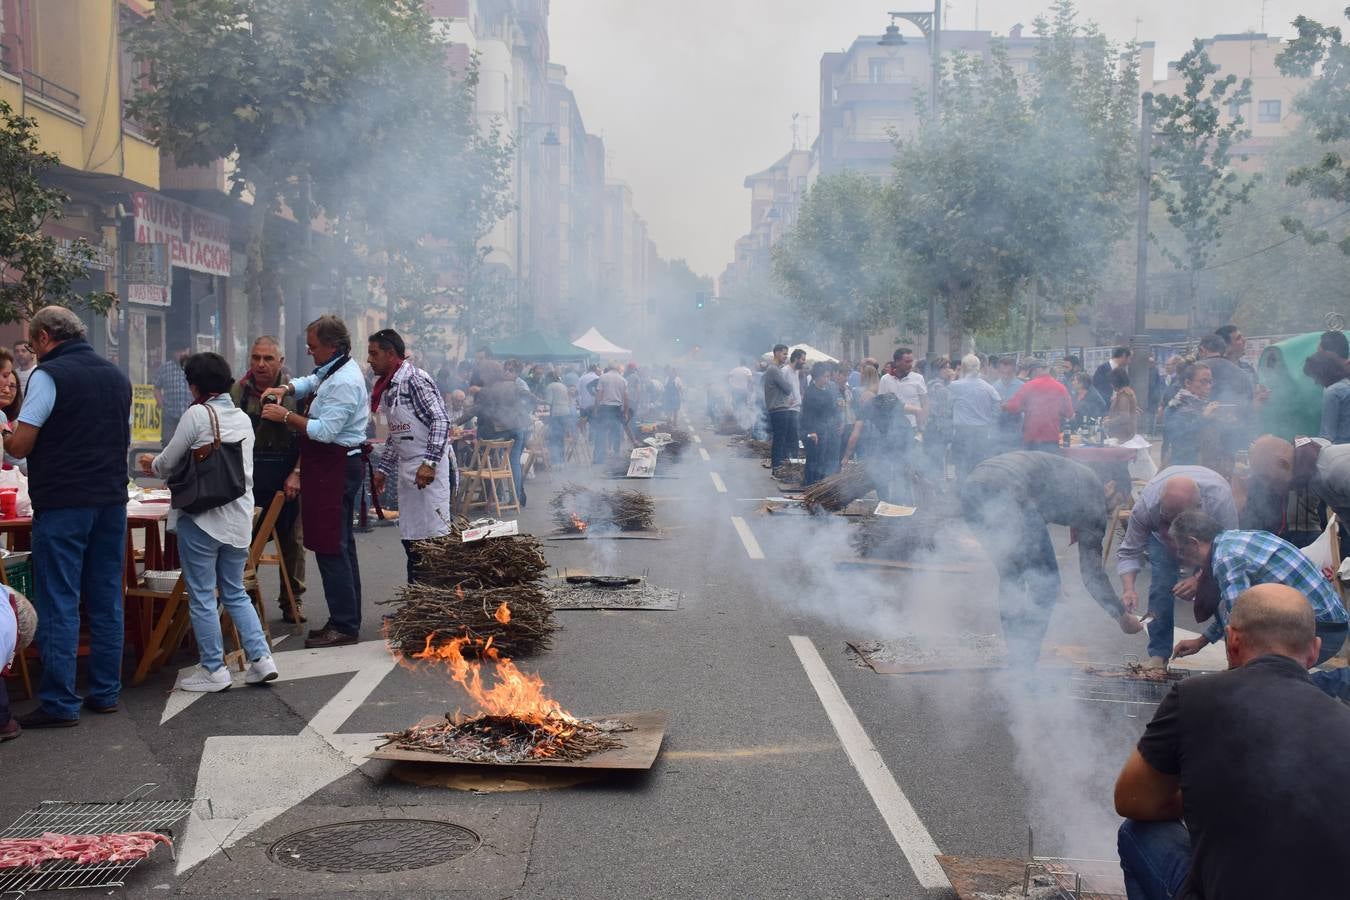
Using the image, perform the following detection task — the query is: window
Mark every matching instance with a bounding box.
[1227,99,1246,121]
[796,175,807,192]
[869,59,887,84]
[1258,99,1282,123]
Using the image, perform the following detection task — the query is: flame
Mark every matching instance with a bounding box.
[414,634,578,736]
[569,512,588,533]
[494,602,511,624]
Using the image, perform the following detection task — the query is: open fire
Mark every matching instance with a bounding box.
[382,605,632,764]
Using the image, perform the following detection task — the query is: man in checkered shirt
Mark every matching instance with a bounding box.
[1169,511,1348,674]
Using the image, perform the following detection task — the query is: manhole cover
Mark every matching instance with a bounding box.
[268,819,481,873]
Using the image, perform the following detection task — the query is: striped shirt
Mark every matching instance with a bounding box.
[377,361,454,479]
[1205,530,1348,643]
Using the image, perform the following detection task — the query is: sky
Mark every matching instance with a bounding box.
[548,1,1349,281]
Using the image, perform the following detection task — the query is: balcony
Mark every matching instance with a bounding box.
[833,79,915,106]
[22,70,79,113]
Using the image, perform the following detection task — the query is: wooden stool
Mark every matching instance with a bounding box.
[245,492,303,632]
[462,439,519,517]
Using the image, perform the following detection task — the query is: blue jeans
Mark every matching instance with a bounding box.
[1306,626,1349,699]
[1146,535,1182,660]
[177,515,269,672]
[769,409,795,469]
[314,454,364,635]
[31,503,127,719]
[589,407,623,464]
[1118,820,1190,900]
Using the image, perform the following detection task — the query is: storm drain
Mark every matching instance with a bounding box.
[267,819,481,873]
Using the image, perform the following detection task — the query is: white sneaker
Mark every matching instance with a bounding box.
[180,665,232,693]
[245,656,278,685]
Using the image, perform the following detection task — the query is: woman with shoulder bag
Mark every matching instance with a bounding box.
[138,352,278,692]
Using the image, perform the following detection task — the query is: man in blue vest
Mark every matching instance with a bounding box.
[3,306,132,728]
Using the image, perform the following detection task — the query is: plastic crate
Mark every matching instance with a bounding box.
[4,557,33,601]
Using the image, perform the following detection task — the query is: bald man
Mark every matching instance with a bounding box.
[1117,466,1238,667]
[1115,584,1350,900]
[1241,435,1324,547]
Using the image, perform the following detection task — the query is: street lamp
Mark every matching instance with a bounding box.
[515,111,560,333]
[881,3,942,360]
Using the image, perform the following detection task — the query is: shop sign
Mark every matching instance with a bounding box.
[122,243,171,307]
[131,384,161,444]
[131,192,231,277]
[53,237,115,271]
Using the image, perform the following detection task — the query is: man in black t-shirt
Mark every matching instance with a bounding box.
[1113,583,1350,900]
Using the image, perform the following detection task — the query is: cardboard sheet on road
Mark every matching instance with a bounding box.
[369,710,667,770]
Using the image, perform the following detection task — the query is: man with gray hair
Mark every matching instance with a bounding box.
[3,306,131,728]
[1114,584,1350,900]
[260,315,369,649]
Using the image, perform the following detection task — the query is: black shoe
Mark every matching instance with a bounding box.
[307,621,333,639]
[0,718,19,741]
[304,627,359,649]
[83,697,119,715]
[17,708,79,729]
[281,605,307,625]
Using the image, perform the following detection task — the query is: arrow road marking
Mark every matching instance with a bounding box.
[170,640,397,874]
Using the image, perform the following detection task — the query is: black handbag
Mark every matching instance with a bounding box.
[168,402,247,514]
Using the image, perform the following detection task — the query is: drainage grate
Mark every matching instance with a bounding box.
[267,819,481,873]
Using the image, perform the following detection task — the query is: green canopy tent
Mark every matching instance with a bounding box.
[1257,331,1348,439]
[487,330,590,363]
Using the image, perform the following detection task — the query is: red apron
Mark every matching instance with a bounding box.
[299,436,351,556]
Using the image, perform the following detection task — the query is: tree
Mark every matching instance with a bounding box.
[0,101,114,323]
[126,0,444,330]
[883,48,1030,357]
[1015,1,1138,350]
[772,172,902,359]
[1149,40,1257,330]
[1276,9,1350,253]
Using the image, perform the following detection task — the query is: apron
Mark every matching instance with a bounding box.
[385,382,452,542]
[299,438,351,556]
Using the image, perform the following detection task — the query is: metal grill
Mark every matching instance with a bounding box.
[267,819,480,873]
[1022,829,1127,899]
[0,784,200,897]
[1068,662,1191,718]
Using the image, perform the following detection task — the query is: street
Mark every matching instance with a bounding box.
[1,424,1185,899]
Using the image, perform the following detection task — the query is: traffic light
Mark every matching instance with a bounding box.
[695,291,709,310]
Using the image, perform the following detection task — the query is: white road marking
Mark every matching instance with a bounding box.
[710,472,727,493]
[788,636,951,890]
[172,640,397,873]
[730,516,764,560]
[698,447,711,462]
[692,434,702,444]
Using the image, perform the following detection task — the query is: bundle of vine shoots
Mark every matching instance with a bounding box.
[551,483,656,532]
[380,583,556,658]
[772,461,804,485]
[408,519,548,590]
[384,713,634,764]
[662,428,692,461]
[802,464,875,513]
[716,414,747,435]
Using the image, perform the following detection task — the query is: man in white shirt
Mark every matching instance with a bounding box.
[877,347,928,428]
[592,365,629,463]
[576,365,600,420]
[728,362,753,411]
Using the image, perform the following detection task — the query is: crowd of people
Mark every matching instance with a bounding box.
[726,328,1350,898]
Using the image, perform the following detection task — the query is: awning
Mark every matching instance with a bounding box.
[760,343,839,364]
[572,327,631,356]
[487,330,589,362]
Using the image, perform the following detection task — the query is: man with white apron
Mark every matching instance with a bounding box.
[367,329,457,583]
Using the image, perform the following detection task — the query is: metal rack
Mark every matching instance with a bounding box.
[1021,829,1127,900]
[0,784,204,898]
[1067,656,1190,718]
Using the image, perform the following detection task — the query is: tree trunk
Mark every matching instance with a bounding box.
[244,170,272,340]
[1023,286,1037,355]
[945,287,966,360]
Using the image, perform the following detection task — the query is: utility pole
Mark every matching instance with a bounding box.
[1130,93,1154,414]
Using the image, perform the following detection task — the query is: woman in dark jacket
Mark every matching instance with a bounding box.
[1070,373,1107,430]
[800,362,842,487]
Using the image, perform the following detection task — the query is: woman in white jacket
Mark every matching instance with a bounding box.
[139,352,278,692]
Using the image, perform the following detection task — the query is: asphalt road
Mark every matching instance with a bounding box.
[1,422,1192,898]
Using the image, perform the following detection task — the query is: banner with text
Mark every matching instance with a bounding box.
[131,384,161,444]
[131,192,231,277]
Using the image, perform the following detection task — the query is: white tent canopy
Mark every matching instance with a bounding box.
[760,343,838,364]
[572,327,631,356]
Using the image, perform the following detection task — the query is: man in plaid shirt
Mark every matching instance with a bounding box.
[1170,511,1347,667]
[367,329,457,583]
